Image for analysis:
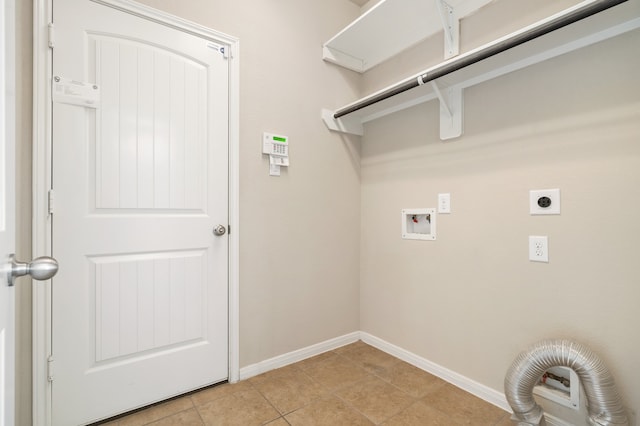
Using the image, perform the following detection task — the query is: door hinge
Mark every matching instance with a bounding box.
[47,356,54,382]
[48,23,55,48]
[48,189,55,215]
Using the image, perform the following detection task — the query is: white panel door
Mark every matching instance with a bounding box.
[51,1,229,424]
[1,1,16,424]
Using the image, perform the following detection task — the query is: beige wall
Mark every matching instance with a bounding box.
[360,2,640,422]
[15,0,362,423]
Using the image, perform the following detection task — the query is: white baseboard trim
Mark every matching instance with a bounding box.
[238,331,360,380]
[237,331,592,424]
[359,332,511,412]
[238,331,511,412]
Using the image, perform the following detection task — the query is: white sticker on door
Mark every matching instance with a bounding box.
[52,76,101,108]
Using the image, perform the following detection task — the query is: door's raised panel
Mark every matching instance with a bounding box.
[91,35,208,211]
[92,251,207,363]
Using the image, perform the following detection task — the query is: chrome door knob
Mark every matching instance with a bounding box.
[213,225,227,236]
[7,254,59,286]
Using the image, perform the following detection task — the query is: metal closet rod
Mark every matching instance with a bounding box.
[333,0,628,119]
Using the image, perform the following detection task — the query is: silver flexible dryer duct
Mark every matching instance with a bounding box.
[504,339,628,426]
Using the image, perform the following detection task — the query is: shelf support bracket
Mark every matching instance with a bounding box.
[430,81,463,140]
[321,108,364,136]
[436,0,459,59]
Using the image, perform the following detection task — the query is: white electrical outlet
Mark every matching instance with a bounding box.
[438,193,451,214]
[529,236,549,262]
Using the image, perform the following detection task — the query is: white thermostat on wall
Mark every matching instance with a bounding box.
[263,133,289,156]
[262,132,289,176]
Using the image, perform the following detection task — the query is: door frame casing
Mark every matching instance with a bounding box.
[2,0,17,424]
[32,0,240,424]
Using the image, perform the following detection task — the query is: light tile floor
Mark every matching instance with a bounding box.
[97,341,513,426]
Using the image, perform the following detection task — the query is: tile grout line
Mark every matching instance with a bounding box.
[142,403,197,426]
[331,378,420,425]
[327,348,408,425]
[333,346,422,425]
[246,379,291,424]
[190,395,207,426]
[260,349,376,424]
[331,391,377,425]
[326,344,482,426]
[258,355,363,421]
